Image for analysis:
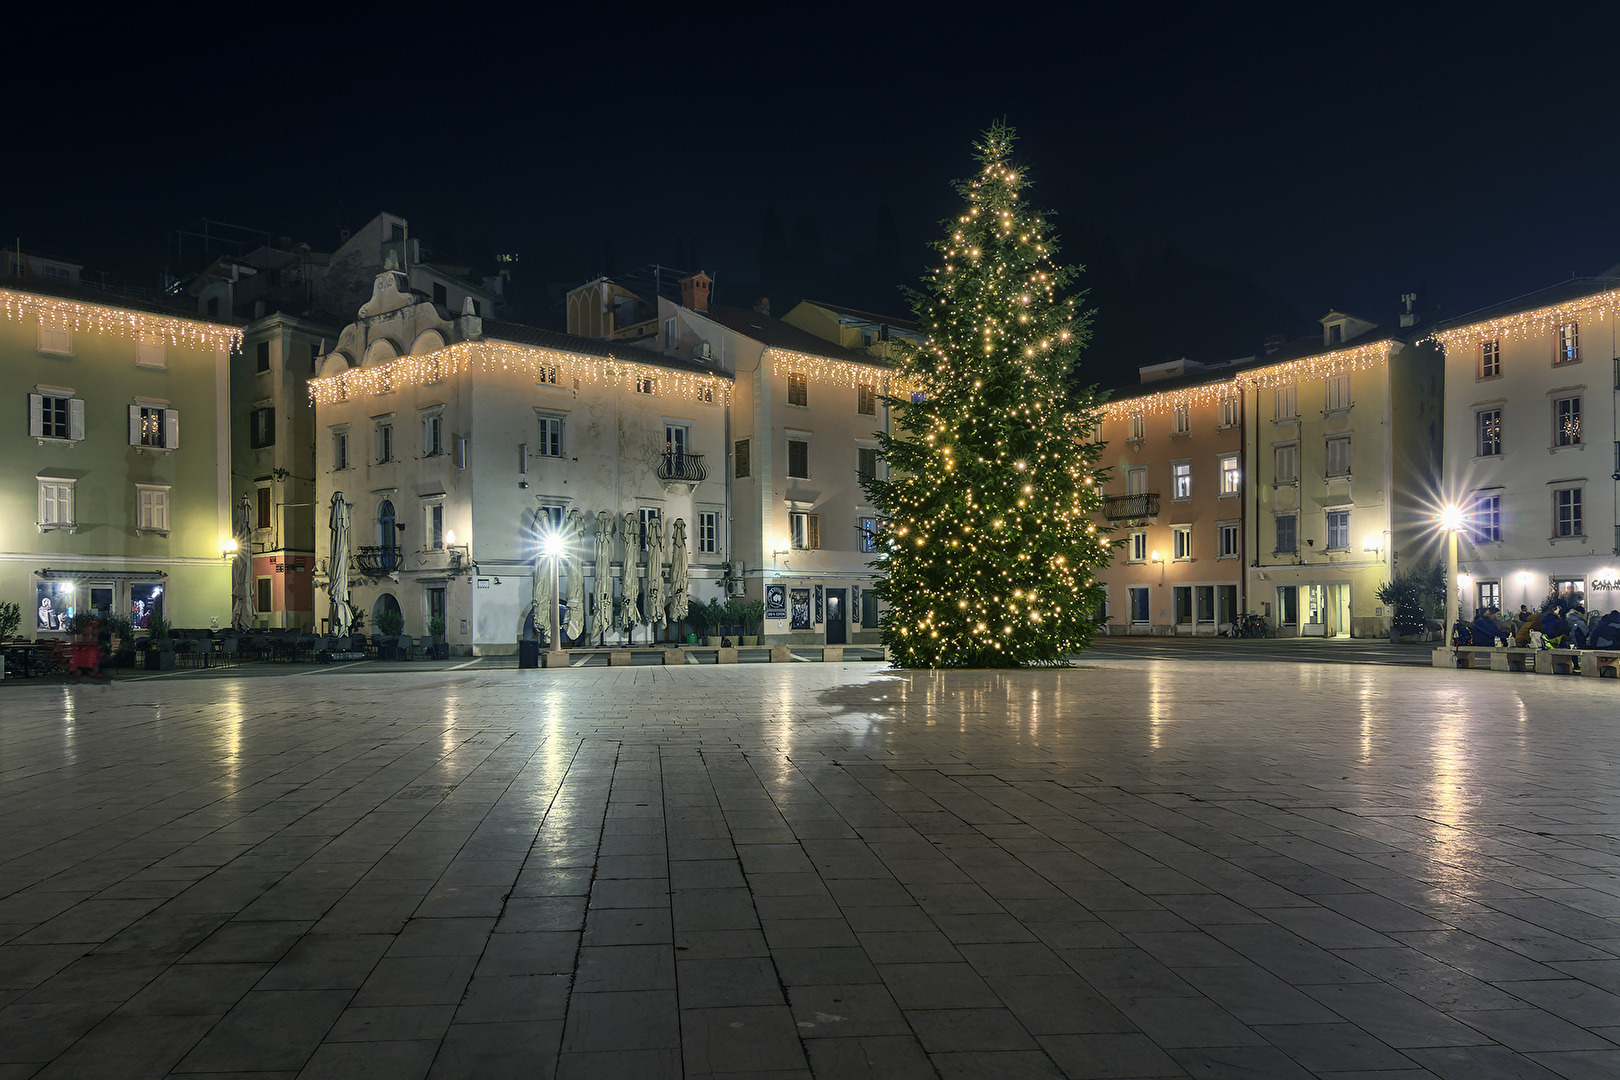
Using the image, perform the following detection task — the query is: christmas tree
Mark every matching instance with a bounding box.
[864,123,1110,668]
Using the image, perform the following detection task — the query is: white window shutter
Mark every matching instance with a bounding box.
[165,410,180,449]
[29,394,43,438]
[38,483,49,523]
[129,405,142,446]
[61,485,73,525]
[69,399,84,441]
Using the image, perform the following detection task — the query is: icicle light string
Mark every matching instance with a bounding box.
[1097,342,1392,423]
[309,339,733,405]
[1,288,243,353]
[1430,287,1620,351]
[764,347,922,398]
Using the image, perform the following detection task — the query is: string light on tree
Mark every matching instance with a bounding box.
[862,122,1110,669]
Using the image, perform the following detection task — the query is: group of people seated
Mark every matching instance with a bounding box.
[1460,593,1620,650]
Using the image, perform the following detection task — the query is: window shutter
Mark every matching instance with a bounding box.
[129,405,142,446]
[38,483,51,524]
[69,398,84,441]
[807,515,820,550]
[29,394,43,438]
[165,410,180,449]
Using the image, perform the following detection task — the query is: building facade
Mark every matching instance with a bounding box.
[1435,278,1620,617]
[1,279,238,637]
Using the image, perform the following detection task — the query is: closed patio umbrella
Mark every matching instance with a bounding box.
[619,511,641,633]
[669,517,689,628]
[531,518,554,645]
[564,509,585,641]
[644,515,665,629]
[231,493,256,631]
[329,492,351,636]
[592,511,614,639]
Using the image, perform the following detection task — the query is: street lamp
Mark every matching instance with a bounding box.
[1440,505,1465,637]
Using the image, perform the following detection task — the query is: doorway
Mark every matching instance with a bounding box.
[1302,583,1351,637]
[826,588,847,645]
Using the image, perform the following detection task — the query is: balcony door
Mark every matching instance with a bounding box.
[1127,466,1147,495]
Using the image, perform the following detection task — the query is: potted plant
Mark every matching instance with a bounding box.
[374,608,405,658]
[427,615,448,660]
[738,599,765,646]
[0,601,18,680]
[145,618,175,670]
[682,599,707,646]
[703,597,727,647]
[105,613,134,666]
[1376,565,1442,643]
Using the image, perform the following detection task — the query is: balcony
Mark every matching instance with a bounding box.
[657,451,707,492]
[354,545,403,578]
[1103,493,1160,521]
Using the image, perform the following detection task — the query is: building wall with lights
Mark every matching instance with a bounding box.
[1435,278,1620,616]
[1094,371,1246,635]
[0,284,236,636]
[1244,326,1443,638]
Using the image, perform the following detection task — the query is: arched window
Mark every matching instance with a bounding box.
[378,499,396,545]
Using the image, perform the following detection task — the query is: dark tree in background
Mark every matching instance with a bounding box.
[863,124,1110,668]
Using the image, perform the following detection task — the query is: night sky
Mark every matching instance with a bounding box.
[12,6,1620,387]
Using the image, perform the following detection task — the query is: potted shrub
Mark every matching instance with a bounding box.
[738,599,765,646]
[374,608,405,658]
[427,615,448,659]
[145,618,175,670]
[1376,565,1442,643]
[682,599,707,646]
[0,601,18,679]
[704,597,727,647]
[105,614,134,667]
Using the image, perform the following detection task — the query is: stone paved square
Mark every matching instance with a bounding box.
[1,655,1617,1078]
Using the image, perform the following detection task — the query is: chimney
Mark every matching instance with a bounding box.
[753,296,771,316]
[680,271,712,312]
[1399,292,1417,328]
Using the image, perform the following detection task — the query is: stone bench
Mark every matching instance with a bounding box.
[1434,645,1615,677]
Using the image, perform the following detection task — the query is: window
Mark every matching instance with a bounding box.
[1171,461,1191,500]
[1554,395,1581,446]
[787,439,809,479]
[537,503,565,531]
[255,341,270,373]
[309,342,321,374]
[1472,492,1502,543]
[1326,374,1350,412]
[136,485,170,533]
[1129,586,1150,624]
[535,414,563,457]
[857,446,880,481]
[1274,443,1298,483]
[251,407,275,448]
[432,282,448,308]
[1478,409,1501,456]
[1275,514,1297,553]
[1326,509,1350,550]
[1195,585,1215,623]
[1477,581,1501,612]
[857,515,878,553]
[1129,529,1147,563]
[1326,435,1351,477]
[1127,466,1147,496]
[1218,585,1239,625]
[639,507,660,549]
[1274,383,1297,420]
[787,372,808,407]
[1555,487,1583,538]
[1172,404,1190,434]
[665,424,689,461]
[663,317,677,350]
[696,384,715,404]
[1218,521,1239,558]
[426,501,445,548]
[257,578,272,613]
[636,375,657,395]
[1127,412,1145,440]
[698,510,719,554]
[1219,394,1239,428]
[38,478,74,528]
[734,439,751,478]
[537,362,558,386]
[1329,323,1343,344]
[790,511,820,549]
[37,316,71,355]
[136,332,166,369]
[421,409,443,456]
[858,383,877,415]
[454,434,467,469]
[1219,454,1240,496]
[332,429,349,470]
[1172,525,1192,560]
[129,405,177,449]
[1556,321,1579,364]
[1173,586,1192,624]
[29,391,82,441]
[1480,339,1501,378]
[257,487,272,530]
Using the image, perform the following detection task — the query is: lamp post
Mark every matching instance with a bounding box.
[543,530,566,668]
[1440,506,1464,638]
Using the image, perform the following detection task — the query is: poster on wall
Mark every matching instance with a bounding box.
[35,581,75,631]
[130,583,165,629]
[814,585,824,623]
[790,588,812,630]
[766,584,787,620]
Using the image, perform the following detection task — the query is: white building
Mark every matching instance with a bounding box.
[1435,277,1620,616]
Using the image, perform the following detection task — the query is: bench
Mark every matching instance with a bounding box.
[1435,645,1611,677]
[1578,650,1620,678]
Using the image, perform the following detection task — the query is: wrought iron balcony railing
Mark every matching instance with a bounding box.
[657,451,708,484]
[1103,493,1160,520]
[355,545,403,577]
